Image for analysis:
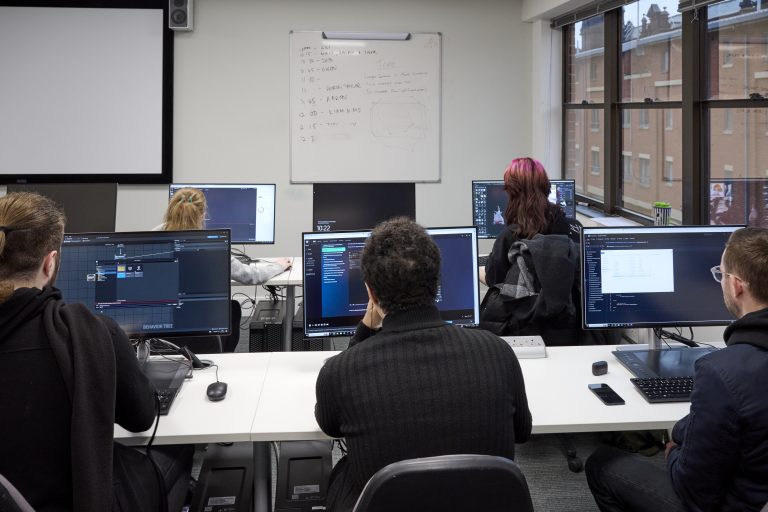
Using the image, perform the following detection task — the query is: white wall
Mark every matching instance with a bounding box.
[114,0,533,256]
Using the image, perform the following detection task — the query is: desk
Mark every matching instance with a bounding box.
[114,353,272,446]
[250,346,694,440]
[116,345,703,511]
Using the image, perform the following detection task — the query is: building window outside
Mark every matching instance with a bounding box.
[664,109,673,131]
[662,47,670,74]
[724,164,734,179]
[639,157,651,187]
[591,148,601,175]
[622,109,632,128]
[664,157,674,182]
[591,109,600,131]
[640,109,650,129]
[623,153,633,182]
[724,108,734,134]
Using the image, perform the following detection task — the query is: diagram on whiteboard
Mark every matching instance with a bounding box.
[290,31,441,182]
[370,98,428,151]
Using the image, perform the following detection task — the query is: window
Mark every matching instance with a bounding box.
[639,156,651,187]
[639,109,650,129]
[591,109,600,131]
[664,157,674,182]
[622,153,633,182]
[724,109,734,134]
[591,148,601,175]
[590,61,598,81]
[664,109,673,131]
[560,0,768,225]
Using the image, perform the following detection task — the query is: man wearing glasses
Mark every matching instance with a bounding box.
[586,227,768,512]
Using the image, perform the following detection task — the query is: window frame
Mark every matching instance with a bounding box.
[560,0,768,225]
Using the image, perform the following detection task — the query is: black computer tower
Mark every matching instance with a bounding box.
[190,442,255,512]
[274,441,333,512]
[249,300,330,352]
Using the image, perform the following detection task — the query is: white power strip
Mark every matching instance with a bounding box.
[500,335,547,359]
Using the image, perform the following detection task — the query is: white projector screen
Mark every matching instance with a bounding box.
[0,3,171,183]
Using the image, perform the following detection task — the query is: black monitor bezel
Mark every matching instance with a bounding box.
[301,225,480,338]
[60,228,232,338]
[580,224,744,329]
[169,183,277,245]
[311,182,416,233]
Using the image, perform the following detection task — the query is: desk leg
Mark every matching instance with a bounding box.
[253,442,272,512]
[282,285,295,352]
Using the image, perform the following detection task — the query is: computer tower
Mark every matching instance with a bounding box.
[190,442,254,512]
[249,300,331,352]
[274,441,333,512]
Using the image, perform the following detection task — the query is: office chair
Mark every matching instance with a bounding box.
[0,474,35,512]
[351,454,534,512]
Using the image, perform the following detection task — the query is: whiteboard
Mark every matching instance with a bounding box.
[290,31,441,183]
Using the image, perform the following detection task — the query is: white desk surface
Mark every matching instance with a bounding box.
[119,345,710,445]
[115,353,272,446]
[524,345,690,434]
[251,351,338,442]
[249,345,696,441]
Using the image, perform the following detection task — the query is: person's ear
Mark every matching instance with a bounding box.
[42,250,58,279]
[731,274,745,298]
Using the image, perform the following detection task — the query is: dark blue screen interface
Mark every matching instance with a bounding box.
[582,226,740,328]
[59,230,231,337]
[472,179,576,239]
[170,184,276,244]
[303,228,479,337]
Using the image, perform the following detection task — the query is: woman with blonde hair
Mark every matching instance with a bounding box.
[158,187,291,284]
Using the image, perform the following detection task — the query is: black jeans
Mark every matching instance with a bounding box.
[585,446,686,512]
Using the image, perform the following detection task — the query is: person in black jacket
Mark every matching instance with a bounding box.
[0,192,191,512]
[480,157,583,344]
[586,227,768,512]
[315,217,532,512]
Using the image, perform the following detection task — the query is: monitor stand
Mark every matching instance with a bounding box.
[637,328,663,351]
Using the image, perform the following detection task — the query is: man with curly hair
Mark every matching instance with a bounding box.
[315,217,532,512]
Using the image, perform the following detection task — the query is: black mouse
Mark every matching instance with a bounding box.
[206,381,228,401]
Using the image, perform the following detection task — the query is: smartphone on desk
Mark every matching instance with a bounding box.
[588,383,625,406]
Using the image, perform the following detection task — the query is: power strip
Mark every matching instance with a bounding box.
[500,335,547,359]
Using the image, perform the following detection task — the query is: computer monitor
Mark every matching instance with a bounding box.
[472,179,576,239]
[58,229,231,338]
[302,226,479,337]
[169,184,276,244]
[312,183,416,232]
[581,225,743,329]
[6,183,117,232]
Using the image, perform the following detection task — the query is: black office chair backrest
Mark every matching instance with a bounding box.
[352,454,534,512]
[0,474,35,512]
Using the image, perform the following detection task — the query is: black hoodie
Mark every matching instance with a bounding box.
[0,287,155,512]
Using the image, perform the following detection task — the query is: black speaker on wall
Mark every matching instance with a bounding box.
[169,0,193,31]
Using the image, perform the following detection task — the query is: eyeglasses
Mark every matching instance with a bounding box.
[710,265,744,284]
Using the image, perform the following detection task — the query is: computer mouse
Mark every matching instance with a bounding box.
[206,381,228,402]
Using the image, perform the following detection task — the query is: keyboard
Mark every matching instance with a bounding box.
[477,254,489,267]
[630,376,694,403]
[156,388,179,416]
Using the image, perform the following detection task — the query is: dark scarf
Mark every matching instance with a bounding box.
[0,287,116,512]
[723,306,768,350]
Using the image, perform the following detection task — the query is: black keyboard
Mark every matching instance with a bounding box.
[156,388,178,415]
[630,377,694,403]
[477,255,489,267]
